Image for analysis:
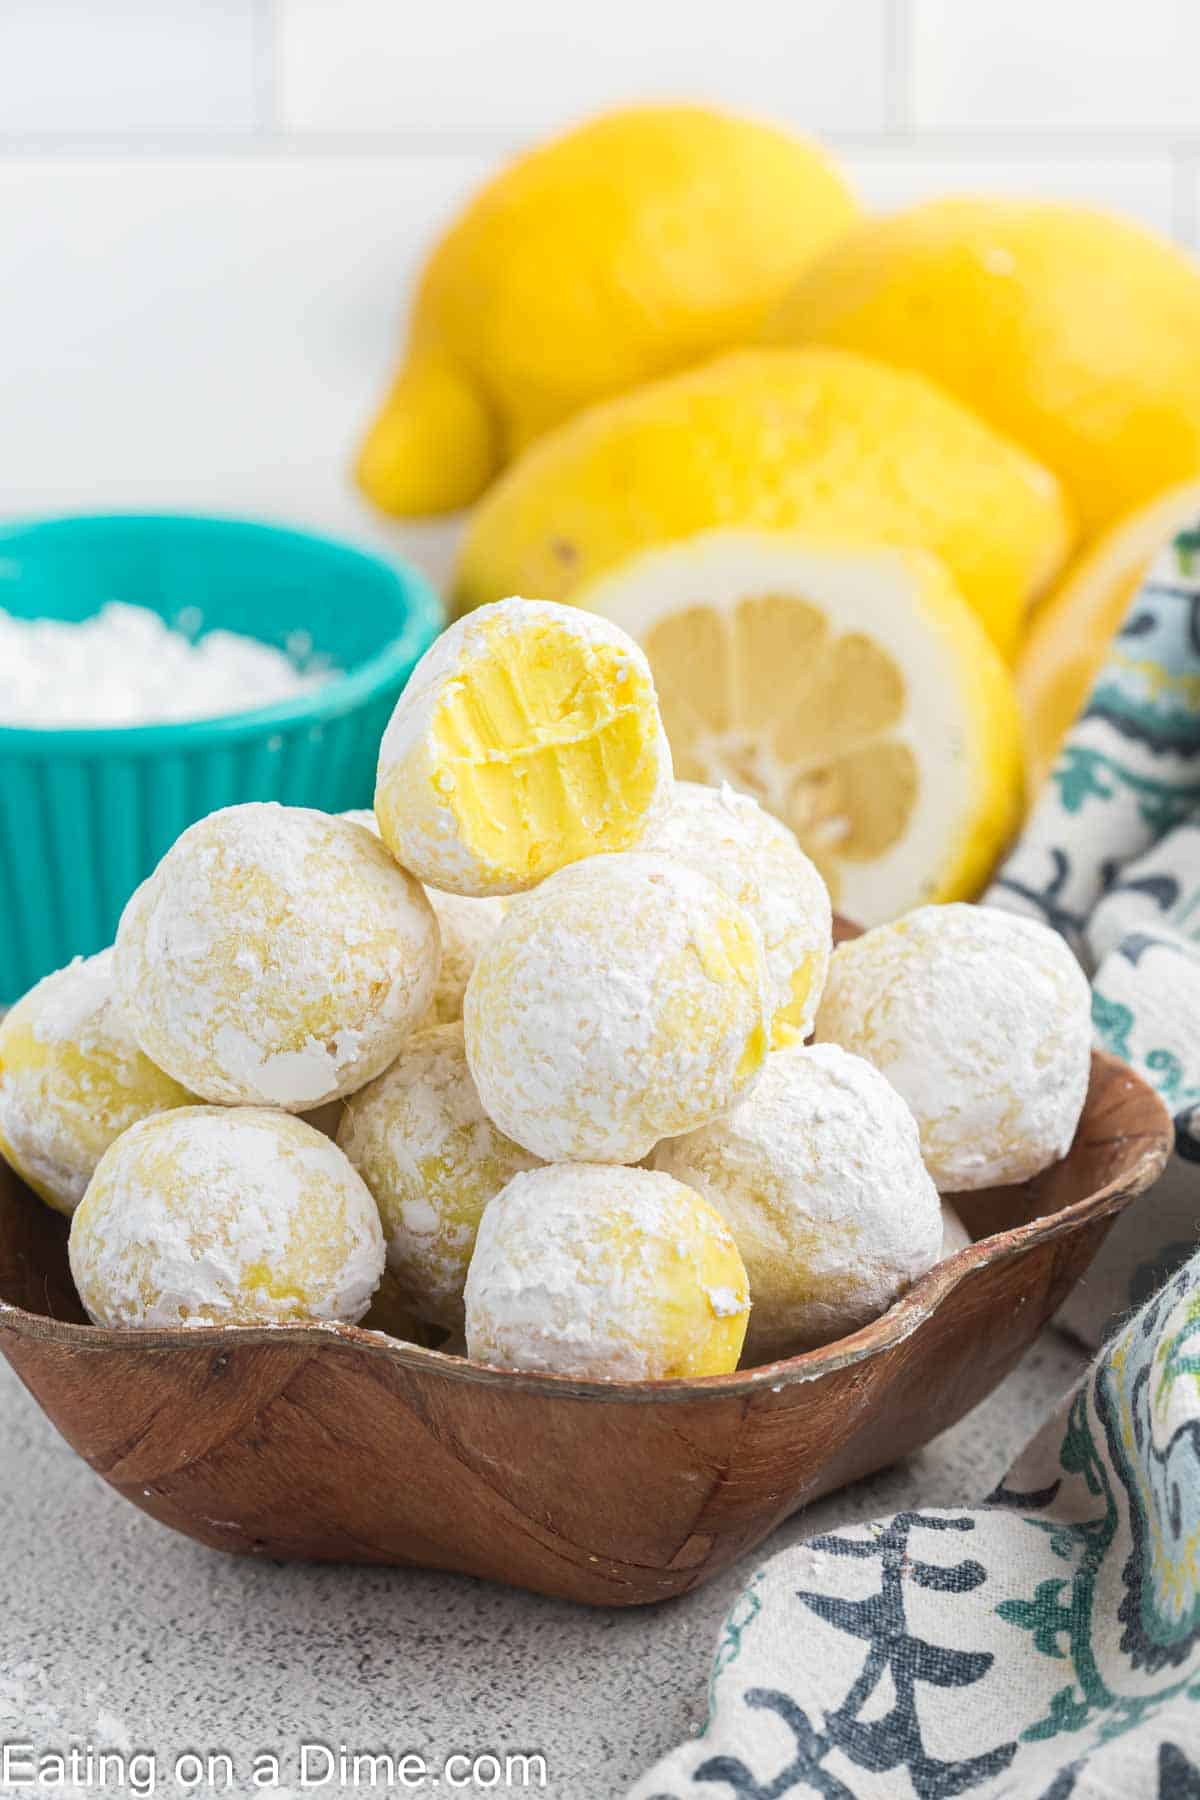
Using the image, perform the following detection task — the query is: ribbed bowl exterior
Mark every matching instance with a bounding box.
[0,516,443,1002]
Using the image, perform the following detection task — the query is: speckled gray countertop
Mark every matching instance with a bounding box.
[0,1332,1087,1799]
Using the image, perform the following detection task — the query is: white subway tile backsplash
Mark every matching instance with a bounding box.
[276,0,891,139]
[844,150,1182,241]
[2,1,1199,547]
[0,155,488,565]
[913,0,1200,134]
[0,0,262,137]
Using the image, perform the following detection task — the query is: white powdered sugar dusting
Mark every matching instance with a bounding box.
[112,805,440,1109]
[464,851,770,1164]
[338,1020,540,1330]
[815,903,1092,1190]
[0,949,192,1215]
[643,779,832,1042]
[464,1164,747,1381]
[655,1041,942,1361]
[69,1107,384,1328]
[0,602,330,727]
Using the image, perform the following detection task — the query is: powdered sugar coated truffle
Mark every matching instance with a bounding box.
[69,1107,385,1328]
[114,805,439,1110]
[340,811,507,1025]
[654,1042,941,1360]
[423,889,507,1025]
[643,780,832,1044]
[464,852,770,1163]
[815,903,1091,1190]
[374,599,673,897]
[0,950,194,1216]
[464,1163,750,1380]
[338,1021,540,1330]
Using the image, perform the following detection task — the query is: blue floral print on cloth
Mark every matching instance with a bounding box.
[987,516,1200,1348]
[630,518,1200,1800]
[629,1257,1200,1799]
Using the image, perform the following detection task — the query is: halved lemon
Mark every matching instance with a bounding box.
[575,530,1024,925]
[1017,477,1200,791]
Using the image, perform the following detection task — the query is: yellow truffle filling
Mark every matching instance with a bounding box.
[771,950,821,1050]
[672,911,768,1095]
[0,1018,193,1215]
[595,1194,750,1378]
[429,619,663,885]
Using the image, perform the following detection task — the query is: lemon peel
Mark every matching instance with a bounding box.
[453,346,1074,658]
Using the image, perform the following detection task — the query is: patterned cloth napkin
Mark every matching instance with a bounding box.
[631,518,1200,1798]
[630,1253,1200,1799]
[987,516,1200,1347]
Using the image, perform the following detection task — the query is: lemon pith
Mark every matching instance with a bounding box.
[575,530,1025,925]
[453,347,1074,659]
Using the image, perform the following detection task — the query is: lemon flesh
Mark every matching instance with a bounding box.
[453,347,1073,660]
[768,197,1200,539]
[575,530,1024,925]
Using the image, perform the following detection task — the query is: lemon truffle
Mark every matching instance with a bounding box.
[423,889,507,1025]
[654,1042,941,1360]
[341,811,507,1024]
[464,1164,750,1380]
[374,598,673,896]
[464,852,770,1163]
[114,804,439,1110]
[69,1107,385,1329]
[338,1021,541,1329]
[644,780,832,1044]
[815,903,1091,1190]
[0,950,195,1217]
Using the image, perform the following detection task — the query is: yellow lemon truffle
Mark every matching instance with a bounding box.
[464,1163,750,1380]
[422,890,508,1025]
[340,811,508,1024]
[464,852,770,1163]
[374,598,673,897]
[113,805,439,1110]
[654,1042,941,1361]
[0,950,195,1217]
[815,903,1092,1190]
[68,1107,385,1329]
[643,780,832,1045]
[338,1021,541,1330]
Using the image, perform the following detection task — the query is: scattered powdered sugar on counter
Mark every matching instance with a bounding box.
[0,602,332,727]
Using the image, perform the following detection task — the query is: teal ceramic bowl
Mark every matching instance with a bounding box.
[0,514,444,1003]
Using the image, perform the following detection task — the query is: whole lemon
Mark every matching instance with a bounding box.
[766,197,1200,538]
[453,346,1074,659]
[356,104,856,517]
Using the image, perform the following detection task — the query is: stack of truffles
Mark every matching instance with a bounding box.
[0,599,1093,1380]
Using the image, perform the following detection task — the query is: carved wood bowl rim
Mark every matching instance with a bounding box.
[0,1045,1172,1407]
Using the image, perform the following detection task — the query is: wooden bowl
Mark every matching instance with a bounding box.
[0,1048,1170,1606]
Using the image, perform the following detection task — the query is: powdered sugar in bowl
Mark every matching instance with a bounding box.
[0,513,442,1001]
